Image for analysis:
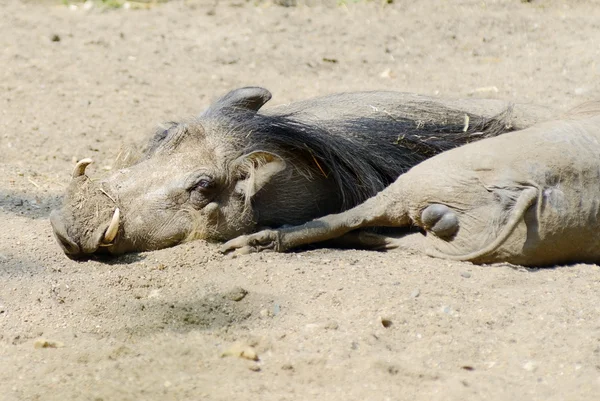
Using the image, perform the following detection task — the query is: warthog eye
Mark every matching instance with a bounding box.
[189,176,215,193]
[189,176,216,208]
[196,179,212,189]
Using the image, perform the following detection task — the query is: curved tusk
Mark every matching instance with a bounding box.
[103,208,120,244]
[72,158,94,178]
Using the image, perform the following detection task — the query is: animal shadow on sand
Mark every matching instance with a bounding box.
[0,190,62,220]
[117,289,276,337]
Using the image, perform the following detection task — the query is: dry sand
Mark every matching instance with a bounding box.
[1,0,600,400]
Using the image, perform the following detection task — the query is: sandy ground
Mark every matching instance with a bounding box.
[1,0,600,400]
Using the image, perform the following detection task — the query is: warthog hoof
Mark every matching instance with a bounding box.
[221,229,282,254]
[420,204,459,238]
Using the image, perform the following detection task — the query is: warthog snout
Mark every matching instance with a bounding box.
[50,208,120,259]
[49,210,81,256]
[50,159,123,259]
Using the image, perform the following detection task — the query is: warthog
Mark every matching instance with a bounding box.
[50,87,552,259]
[222,102,600,267]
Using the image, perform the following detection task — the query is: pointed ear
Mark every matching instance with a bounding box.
[233,151,286,199]
[202,87,272,117]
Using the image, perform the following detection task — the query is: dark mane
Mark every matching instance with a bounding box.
[225,105,514,210]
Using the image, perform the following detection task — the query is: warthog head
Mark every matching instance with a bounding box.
[50,87,291,258]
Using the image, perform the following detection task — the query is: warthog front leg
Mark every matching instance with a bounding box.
[221,190,410,254]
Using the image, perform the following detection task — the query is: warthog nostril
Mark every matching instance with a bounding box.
[49,211,81,256]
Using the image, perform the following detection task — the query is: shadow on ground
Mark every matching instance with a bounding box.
[0,190,62,220]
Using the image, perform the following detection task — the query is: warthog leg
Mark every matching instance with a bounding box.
[221,187,410,254]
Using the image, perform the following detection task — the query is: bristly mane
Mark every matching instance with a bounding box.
[224,104,514,210]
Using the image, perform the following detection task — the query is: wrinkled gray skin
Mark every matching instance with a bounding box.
[222,102,600,267]
[50,87,553,259]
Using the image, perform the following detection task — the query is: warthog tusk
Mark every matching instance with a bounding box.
[103,208,120,244]
[72,158,93,178]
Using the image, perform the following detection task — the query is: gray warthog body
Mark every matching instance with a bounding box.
[50,87,552,258]
[223,102,600,267]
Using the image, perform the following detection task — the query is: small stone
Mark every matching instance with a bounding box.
[304,323,320,331]
[281,363,294,371]
[441,305,453,314]
[411,289,421,298]
[259,309,272,318]
[380,68,393,78]
[461,271,472,278]
[380,317,393,328]
[224,287,248,302]
[51,34,61,42]
[248,364,261,372]
[221,342,259,361]
[324,321,339,330]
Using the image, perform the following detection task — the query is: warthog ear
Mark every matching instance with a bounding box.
[233,151,286,199]
[202,87,272,117]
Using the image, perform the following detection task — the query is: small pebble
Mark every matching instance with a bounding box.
[50,34,61,42]
[411,289,421,298]
[259,308,272,318]
[224,286,248,302]
[221,342,259,361]
[248,364,261,372]
[380,68,393,78]
[461,271,472,278]
[380,317,393,328]
[281,363,294,371]
[324,321,339,330]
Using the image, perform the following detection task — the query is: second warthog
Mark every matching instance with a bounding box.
[222,102,600,267]
[50,87,551,258]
